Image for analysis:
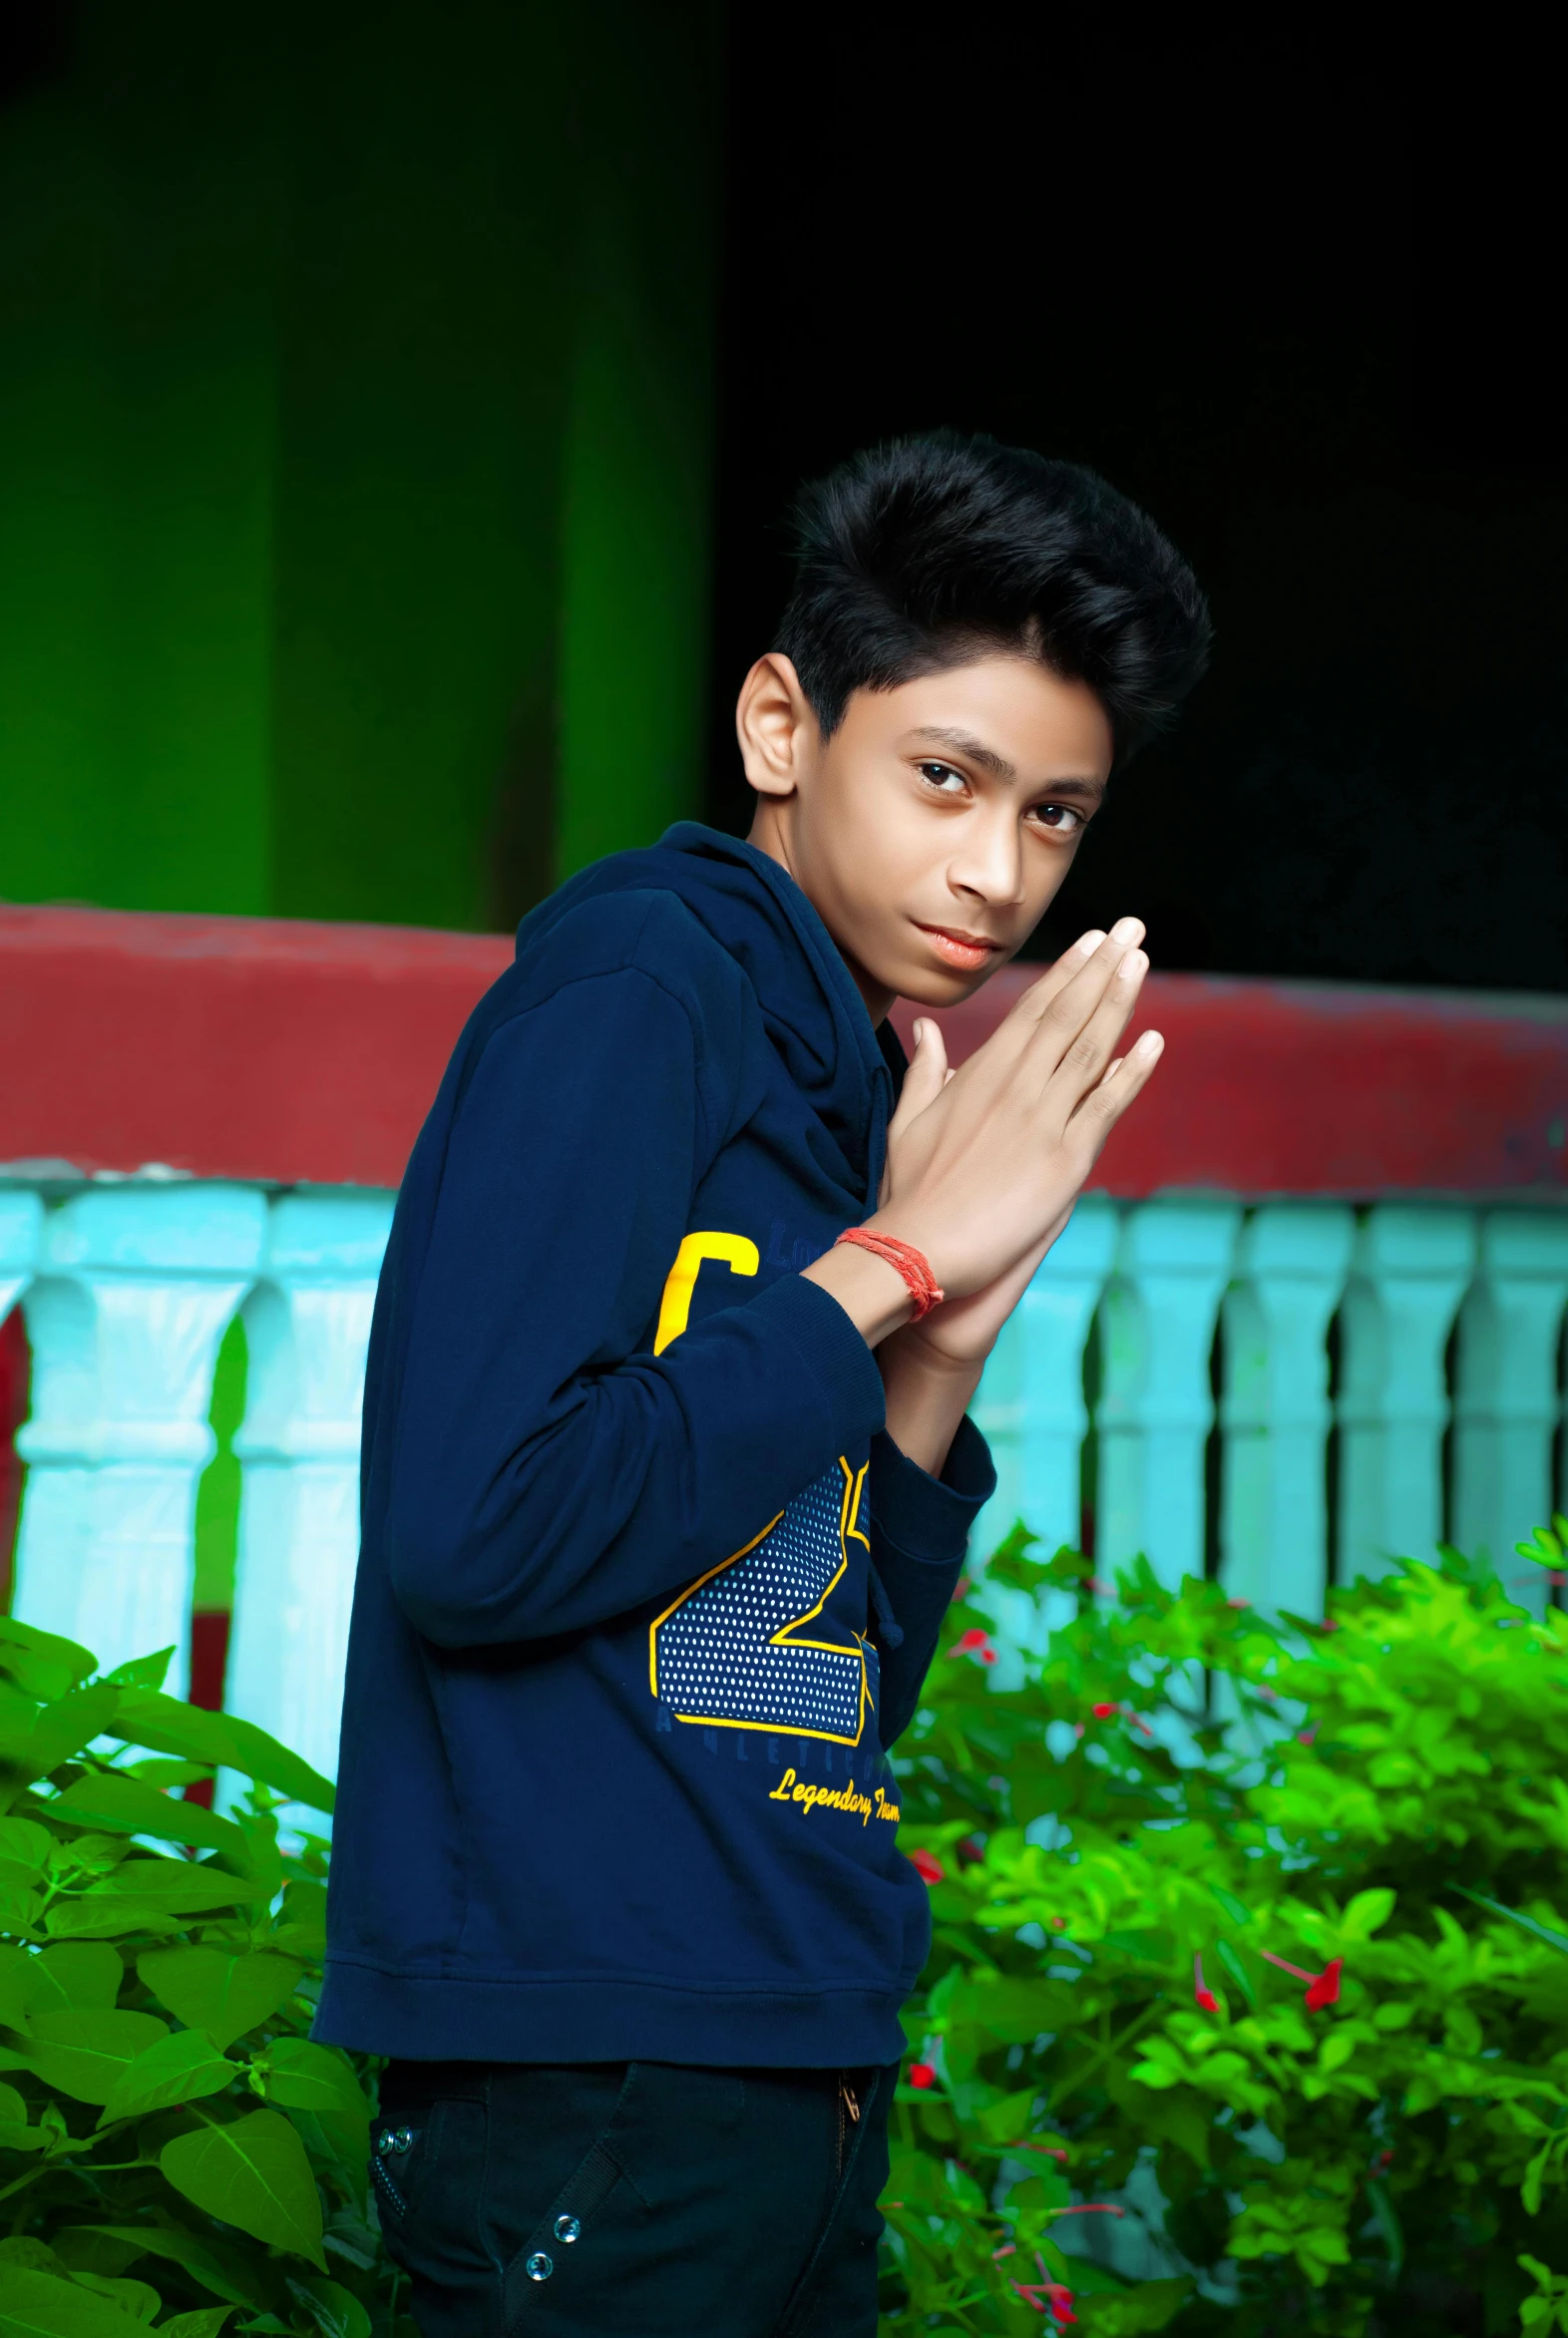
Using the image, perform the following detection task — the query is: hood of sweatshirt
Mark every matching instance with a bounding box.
[519,821,903,1202]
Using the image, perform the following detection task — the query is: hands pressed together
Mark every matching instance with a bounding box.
[804,918,1161,1473]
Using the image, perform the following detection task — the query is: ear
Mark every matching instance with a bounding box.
[736,653,819,800]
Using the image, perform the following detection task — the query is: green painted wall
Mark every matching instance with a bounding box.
[0,0,717,931]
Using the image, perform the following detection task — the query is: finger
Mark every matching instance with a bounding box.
[1070,1026,1165,1144]
[1014,917,1143,1027]
[889,1014,949,1137]
[1026,935,1148,1095]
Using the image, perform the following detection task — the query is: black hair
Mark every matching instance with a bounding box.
[775,432,1211,762]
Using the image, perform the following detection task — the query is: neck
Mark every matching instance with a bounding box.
[745,800,894,1025]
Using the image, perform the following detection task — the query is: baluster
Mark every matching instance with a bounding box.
[227,1190,395,1796]
[0,1189,42,1322]
[1220,1204,1356,1617]
[1337,1205,1477,1582]
[13,1186,265,1687]
[1096,1199,1243,1591]
[1451,1209,1568,1613]
[972,1199,1119,1671]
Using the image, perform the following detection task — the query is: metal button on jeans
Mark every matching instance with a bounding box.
[526,2253,554,2282]
[554,2215,581,2242]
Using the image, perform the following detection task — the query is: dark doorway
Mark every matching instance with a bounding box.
[708,19,1568,992]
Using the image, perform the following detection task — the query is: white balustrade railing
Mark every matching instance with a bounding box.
[2,1183,1565,1781]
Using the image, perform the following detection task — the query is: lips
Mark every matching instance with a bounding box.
[916,924,1001,974]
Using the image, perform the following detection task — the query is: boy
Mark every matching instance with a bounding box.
[319,433,1209,2335]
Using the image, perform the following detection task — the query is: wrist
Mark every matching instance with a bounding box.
[801,1241,915,1350]
[879,1329,982,1477]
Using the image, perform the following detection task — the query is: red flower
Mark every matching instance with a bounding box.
[956,1833,986,1867]
[1091,1701,1118,1720]
[1261,1949,1345,2011]
[951,1576,973,1603]
[1049,1915,1066,1930]
[910,1847,945,1885]
[980,1646,998,1666]
[950,1627,989,1657]
[1305,1958,1345,2012]
[1193,1951,1220,2014]
[909,2061,937,2089]
[1297,1726,1318,1746]
[1012,2259,1078,2321]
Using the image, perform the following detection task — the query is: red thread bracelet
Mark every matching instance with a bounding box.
[834,1228,946,1319]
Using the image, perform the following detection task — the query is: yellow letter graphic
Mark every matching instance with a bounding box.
[653,1231,760,1356]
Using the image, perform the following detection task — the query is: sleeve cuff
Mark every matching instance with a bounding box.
[742,1269,888,1447]
[868,1413,995,1565]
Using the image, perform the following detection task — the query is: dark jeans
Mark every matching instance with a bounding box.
[372,2058,892,2337]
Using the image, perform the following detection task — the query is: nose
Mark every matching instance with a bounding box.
[948,803,1025,910]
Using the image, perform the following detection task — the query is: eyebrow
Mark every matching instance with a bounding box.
[909,726,1106,801]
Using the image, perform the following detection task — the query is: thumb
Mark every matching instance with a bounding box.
[891,1016,950,1137]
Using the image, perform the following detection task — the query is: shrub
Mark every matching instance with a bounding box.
[0,1615,400,2338]
[880,1525,1568,2338]
[8,1530,1567,2338]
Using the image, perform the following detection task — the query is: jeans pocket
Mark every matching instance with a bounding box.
[498,2085,630,2319]
[371,2093,494,2326]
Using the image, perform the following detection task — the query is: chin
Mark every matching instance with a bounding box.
[894,960,1005,1009]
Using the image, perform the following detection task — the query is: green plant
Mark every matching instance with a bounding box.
[880,1524,1568,2338]
[0,1615,400,2338]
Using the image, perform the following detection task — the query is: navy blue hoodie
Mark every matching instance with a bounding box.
[317,825,994,2068]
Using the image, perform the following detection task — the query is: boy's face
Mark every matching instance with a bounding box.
[738,651,1114,1018]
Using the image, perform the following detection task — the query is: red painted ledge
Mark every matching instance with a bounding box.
[2,903,1566,1199]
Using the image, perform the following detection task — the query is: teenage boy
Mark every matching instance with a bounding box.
[319,433,1209,2336]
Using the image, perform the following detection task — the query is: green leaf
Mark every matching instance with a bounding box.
[161,2111,326,2270]
[42,1902,184,1943]
[47,1775,248,1863]
[112,1698,334,1817]
[155,2314,233,2338]
[261,2040,366,2129]
[0,2265,151,2338]
[22,1943,125,2014]
[101,1652,175,1695]
[284,2279,370,2338]
[137,1950,303,2051]
[97,2027,237,2125]
[0,1817,52,1870]
[1453,1885,1568,1959]
[1214,1938,1258,2010]
[22,2009,169,2105]
[0,1618,96,1704]
[60,2279,159,2327]
[1208,1884,1254,1929]
[70,2233,268,2316]
[268,1882,326,1963]
[79,1861,258,1913]
[1,1687,125,1788]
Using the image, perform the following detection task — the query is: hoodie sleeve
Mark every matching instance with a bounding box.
[869,1416,996,1748]
[382,947,887,1648]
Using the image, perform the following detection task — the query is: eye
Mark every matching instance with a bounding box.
[1029,802,1085,836]
[916,760,970,796]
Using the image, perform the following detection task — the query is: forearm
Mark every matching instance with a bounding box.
[876,1329,982,1477]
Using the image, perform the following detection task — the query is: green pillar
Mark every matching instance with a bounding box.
[555,0,719,879]
[0,0,719,932]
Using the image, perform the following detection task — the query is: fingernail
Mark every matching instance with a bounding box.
[1110,916,1143,946]
[913,1019,927,1045]
[1076,930,1105,955]
[1136,1029,1164,1057]
[1117,949,1147,979]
